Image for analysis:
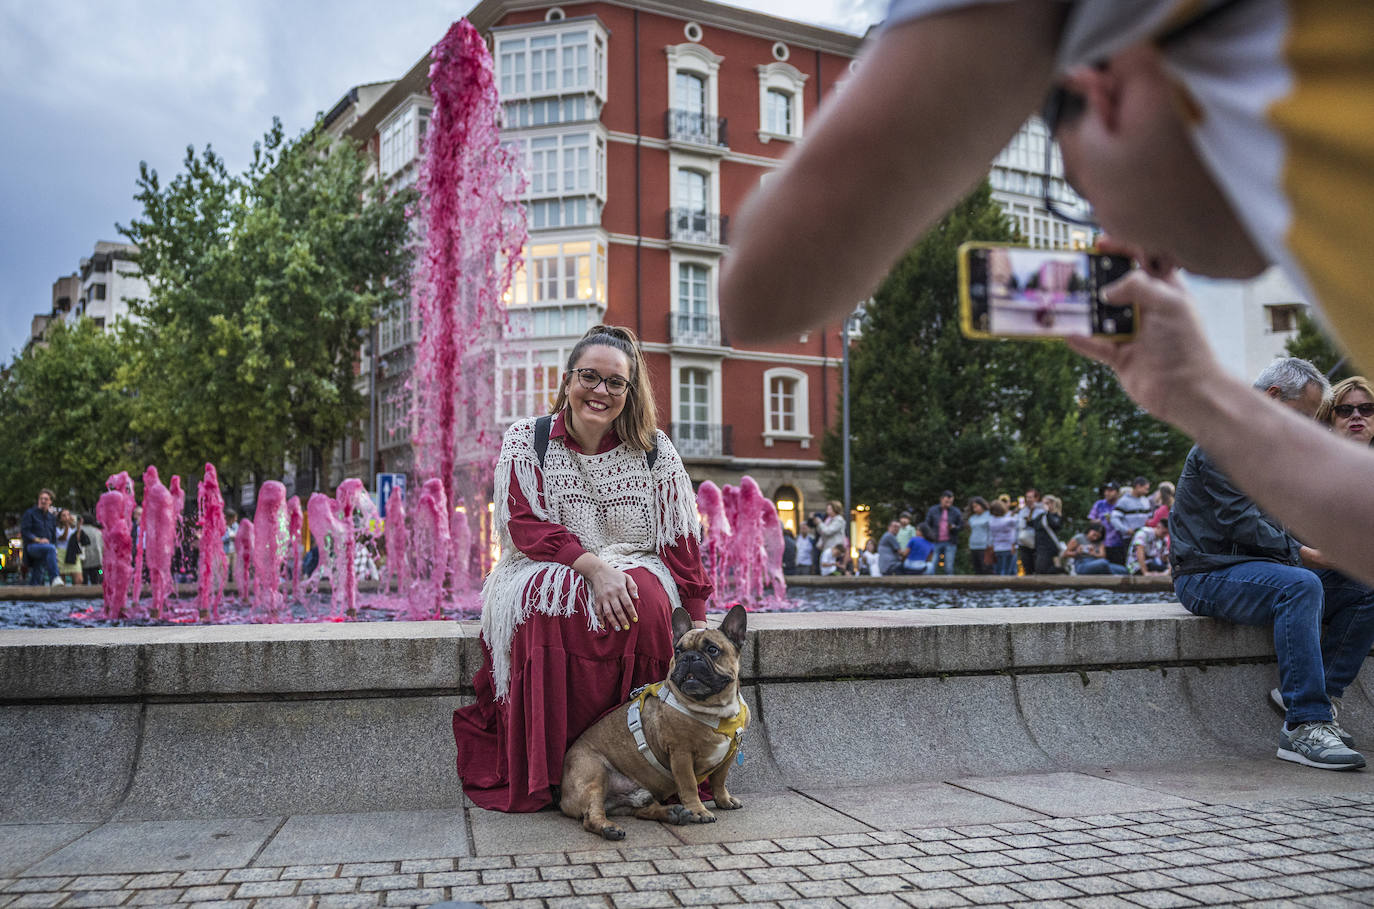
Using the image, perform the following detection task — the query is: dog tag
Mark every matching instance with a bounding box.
[736,744,744,766]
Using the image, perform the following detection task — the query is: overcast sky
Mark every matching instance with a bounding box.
[0,0,884,366]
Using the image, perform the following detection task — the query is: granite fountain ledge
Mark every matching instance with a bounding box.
[3,605,1369,824]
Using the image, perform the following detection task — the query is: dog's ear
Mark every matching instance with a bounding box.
[719,603,747,652]
[671,607,694,644]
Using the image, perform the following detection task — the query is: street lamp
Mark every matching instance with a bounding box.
[841,301,869,553]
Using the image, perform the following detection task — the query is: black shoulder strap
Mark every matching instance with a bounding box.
[646,436,659,472]
[534,415,552,468]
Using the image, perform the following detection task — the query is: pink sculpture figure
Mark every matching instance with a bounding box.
[251,481,288,621]
[695,481,732,605]
[287,495,304,602]
[234,519,255,603]
[97,471,136,620]
[141,466,177,619]
[196,464,228,622]
[306,492,346,617]
[383,491,409,597]
[411,478,450,619]
[411,19,526,522]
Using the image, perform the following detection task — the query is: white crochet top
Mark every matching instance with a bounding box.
[481,416,701,700]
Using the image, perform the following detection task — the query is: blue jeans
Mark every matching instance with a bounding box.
[1175,562,1374,724]
[25,543,60,584]
[931,541,957,575]
[994,550,1016,576]
[1076,558,1128,576]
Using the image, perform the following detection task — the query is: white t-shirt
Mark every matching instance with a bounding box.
[885,0,1374,374]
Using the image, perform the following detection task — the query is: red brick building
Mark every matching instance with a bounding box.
[338,0,865,530]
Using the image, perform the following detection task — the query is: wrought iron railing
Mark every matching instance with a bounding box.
[665,109,728,147]
[667,208,727,246]
[668,311,720,347]
[669,422,733,459]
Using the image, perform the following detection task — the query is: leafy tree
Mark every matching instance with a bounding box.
[0,321,137,514]
[822,181,1191,538]
[118,118,413,491]
[1286,310,1353,382]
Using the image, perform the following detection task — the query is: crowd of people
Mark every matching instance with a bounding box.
[13,490,104,586]
[787,479,1176,579]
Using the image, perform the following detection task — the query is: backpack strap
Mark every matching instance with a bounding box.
[646,438,659,472]
[533,414,553,468]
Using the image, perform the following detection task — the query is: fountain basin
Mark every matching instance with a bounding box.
[6,603,1367,824]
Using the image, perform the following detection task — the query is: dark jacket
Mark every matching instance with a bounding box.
[920,505,963,543]
[1169,445,1301,575]
[20,506,56,549]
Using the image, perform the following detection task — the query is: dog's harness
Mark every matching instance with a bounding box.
[625,682,748,783]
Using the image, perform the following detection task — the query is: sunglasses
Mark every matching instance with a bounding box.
[572,368,631,396]
[1333,403,1374,419]
[1039,83,1098,228]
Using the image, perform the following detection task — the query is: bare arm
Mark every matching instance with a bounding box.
[720,1,1065,343]
[1070,270,1374,585]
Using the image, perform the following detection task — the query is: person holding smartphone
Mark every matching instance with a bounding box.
[721,1,1374,584]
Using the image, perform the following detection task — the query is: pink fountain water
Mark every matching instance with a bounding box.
[383,491,409,598]
[696,477,790,611]
[196,464,228,622]
[251,481,288,621]
[287,495,304,601]
[234,518,255,602]
[96,471,136,620]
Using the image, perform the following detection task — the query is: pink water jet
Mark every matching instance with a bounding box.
[234,519,255,602]
[695,475,788,610]
[410,478,450,620]
[251,481,288,621]
[138,466,179,619]
[696,481,731,599]
[196,464,228,622]
[97,471,136,620]
[449,502,472,592]
[383,491,409,597]
[287,495,304,601]
[306,491,347,617]
[334,478,377,619]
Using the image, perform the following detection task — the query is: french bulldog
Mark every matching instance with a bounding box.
[560,604,749,839]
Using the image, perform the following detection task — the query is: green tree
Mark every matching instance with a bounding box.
[0,321,137,513]
[822,181,1191,536]
[118,118,413,490]
[1286,310,1353,382]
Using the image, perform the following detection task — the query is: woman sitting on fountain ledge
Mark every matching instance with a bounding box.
[453,324,712,812]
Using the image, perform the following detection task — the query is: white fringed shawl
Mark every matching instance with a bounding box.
[481,417,701,700]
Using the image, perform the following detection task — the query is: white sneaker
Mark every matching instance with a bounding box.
[49,577,65,587]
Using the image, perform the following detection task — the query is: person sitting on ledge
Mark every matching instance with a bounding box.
[1063,521,1127,576]
[1171,358,1374,772]
[20,488,62,587]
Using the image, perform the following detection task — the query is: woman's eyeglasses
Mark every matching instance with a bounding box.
[572,368,631,396]
[1333,403,1374,419]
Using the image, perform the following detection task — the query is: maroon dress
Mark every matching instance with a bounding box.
[453,413,711,811]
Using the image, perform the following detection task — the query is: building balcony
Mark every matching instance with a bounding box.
[668,311,721,348]
[670,422,733,460]
[667,208,727,248]
[665,109,728,152]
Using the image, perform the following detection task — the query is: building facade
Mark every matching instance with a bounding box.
[333,0,865,530]
[28,242,147,350]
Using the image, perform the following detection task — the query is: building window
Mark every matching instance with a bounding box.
[378,298,414,354]
[679,263,709,320]
[380,394,413,445]
[763,367,810,444]
[507,240,607,306]
[764,89,792,136]
[91,283,107,301]
[678,367,711,430]
[1268,304,1303,333]
[666,43,724,147]
[756,62,808,142]
[380,103,430,178]
[499,348,565,421]
[497,27,606,101]
[675,168,709,217]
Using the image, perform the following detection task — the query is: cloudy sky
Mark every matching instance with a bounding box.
[0,0,884,365]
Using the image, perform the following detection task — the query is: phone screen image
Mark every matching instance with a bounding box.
[961,244,1134,340]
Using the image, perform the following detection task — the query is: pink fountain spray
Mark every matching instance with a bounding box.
[251,481,288,621]
[234,519,255,602]
[306,491,350,618]
[733,478,769,603]
[449,500,472,593]
[410,478,450,620]
[140,466,178,619]
[695,481,732,601]
[410,18,526,600]
[334,478,378,619]
[96,471,136,620]
[383,491,409,597]
[196,464,228,622]
[287,495,304,602]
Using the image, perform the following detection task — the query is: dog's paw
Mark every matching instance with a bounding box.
[598,823,626,841]
[665,804,694,825]
[685,807,716,824]
[714,795,743,810]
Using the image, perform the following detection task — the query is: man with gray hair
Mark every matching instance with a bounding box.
[1171,358,1374,771]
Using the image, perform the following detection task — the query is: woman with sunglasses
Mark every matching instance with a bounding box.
[453,325,712,812]
[1316,378,1374,448]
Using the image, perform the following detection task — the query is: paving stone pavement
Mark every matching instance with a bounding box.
[6,766,1374,909]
